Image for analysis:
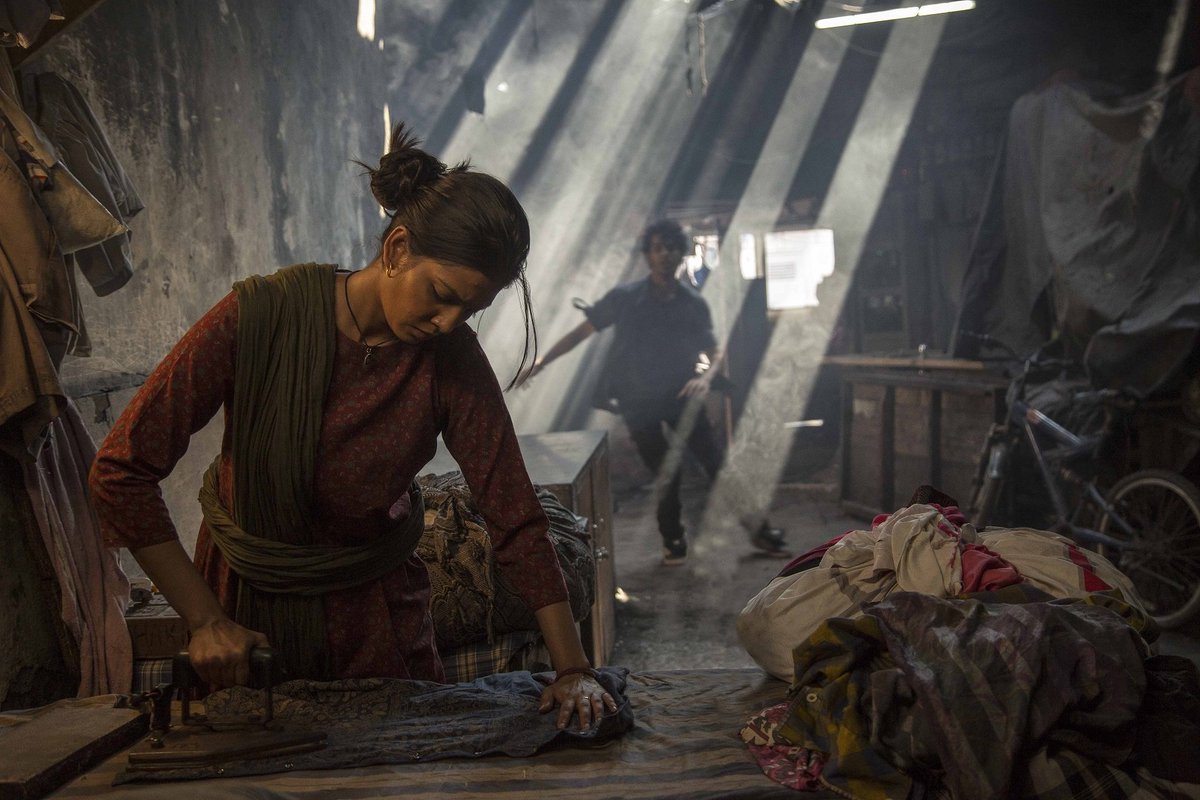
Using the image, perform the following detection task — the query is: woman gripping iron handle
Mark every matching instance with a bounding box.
[89,124,615,731]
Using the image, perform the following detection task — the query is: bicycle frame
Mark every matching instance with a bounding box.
[965,335,1200,627]
[1009,398,1138,549]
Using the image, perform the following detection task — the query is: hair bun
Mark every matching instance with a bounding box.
[369,124,447,212]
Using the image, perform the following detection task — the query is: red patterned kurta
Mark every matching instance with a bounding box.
[90,287,568,681]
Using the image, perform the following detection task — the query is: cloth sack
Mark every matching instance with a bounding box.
[418,471,595,649]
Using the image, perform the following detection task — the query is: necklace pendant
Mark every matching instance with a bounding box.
[362,345,375,367]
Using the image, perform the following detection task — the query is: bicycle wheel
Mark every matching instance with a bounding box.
[1097,469,1200,628]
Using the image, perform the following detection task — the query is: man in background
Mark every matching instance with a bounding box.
[519,219,787,565]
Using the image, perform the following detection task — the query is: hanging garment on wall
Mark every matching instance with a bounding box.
[0,452,80,710]
[0,85,125,256]
[0,125,70,459]
[0,0,63,49]
[0,84,127,359]
[22,398,132,696]
[0,36,17,97]
[21,72,144,297]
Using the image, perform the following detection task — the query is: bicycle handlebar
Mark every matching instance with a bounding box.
[964,333,1138,408]
[1072,388,1136,410]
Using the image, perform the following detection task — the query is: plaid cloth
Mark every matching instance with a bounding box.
[1017,746,1200,800]
[774,591,1171,800]
[131,657,174,694]
[440,629,551,685]
[777,614,910,800]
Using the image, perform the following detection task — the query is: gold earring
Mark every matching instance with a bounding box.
[385,263,396,278]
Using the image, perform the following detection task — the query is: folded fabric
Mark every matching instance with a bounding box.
[740,701,828,792]
[418,471,595,648]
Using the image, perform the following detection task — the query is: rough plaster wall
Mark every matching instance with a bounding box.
[38,0,384,389]
[21,0,389,559]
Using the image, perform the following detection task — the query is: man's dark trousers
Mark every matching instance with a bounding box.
[624,400,723,544]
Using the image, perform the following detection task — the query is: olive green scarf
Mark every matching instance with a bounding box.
[198,263,425,679]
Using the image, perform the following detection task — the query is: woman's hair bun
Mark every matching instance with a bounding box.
[369,124,447,212]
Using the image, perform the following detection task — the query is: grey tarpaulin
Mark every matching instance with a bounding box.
[953,69,1200,398]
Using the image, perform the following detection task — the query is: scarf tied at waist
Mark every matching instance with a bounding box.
[200,459,425,679]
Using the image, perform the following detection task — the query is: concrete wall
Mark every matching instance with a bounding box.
[27,0,391,558]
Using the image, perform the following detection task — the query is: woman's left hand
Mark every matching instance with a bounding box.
[539,672,618,731]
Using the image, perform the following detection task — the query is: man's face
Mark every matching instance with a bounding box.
[644,234,683,279]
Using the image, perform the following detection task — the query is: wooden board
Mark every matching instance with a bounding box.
[893,385,934,507]
[824,355,987,371]
[842,382,888,514]
[0,700,147,800]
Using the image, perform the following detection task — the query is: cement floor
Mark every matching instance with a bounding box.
[605,472,1200,673]
[607,479,843,672]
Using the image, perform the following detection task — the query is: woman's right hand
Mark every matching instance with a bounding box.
[187,617,270,688]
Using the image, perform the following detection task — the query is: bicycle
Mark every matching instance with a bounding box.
[965,338,1200,628]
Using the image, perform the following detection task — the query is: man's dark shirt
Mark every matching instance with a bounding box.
[584,277,717,421]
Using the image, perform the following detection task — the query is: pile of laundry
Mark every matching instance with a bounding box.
[737,500,1200,799]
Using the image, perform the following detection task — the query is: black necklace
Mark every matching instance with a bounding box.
[343,272,396,367]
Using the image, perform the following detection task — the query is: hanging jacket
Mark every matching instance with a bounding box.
[22,71,143,297]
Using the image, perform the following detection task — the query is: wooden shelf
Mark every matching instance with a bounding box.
[824,355,988,371]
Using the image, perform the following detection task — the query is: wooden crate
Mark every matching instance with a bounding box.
[842,383,890,518]
[840,367,1004,519]
[124,596,188,659]
[517,431,615,667]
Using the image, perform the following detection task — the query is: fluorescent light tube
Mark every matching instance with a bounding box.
[918,1,975,15]
[816,7,918,28]
[815,0,974,29]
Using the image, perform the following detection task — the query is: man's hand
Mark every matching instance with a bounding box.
[677,374,713,398]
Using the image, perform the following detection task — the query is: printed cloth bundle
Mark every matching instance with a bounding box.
[417,471,595,649]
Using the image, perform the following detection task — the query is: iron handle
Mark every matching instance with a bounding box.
[174,646,277,725]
